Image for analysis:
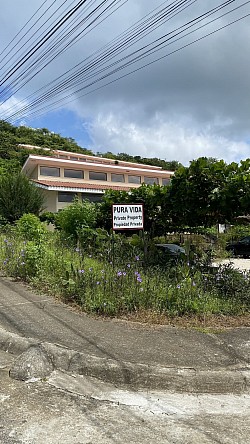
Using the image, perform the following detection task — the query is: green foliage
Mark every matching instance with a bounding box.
[55,198,97,241]
[0,172,45,223]
[0,230,248,317]
[16,213,47,241]
[39,211,56,224]
[224,224,250,242]
[98,151,182,171]
[98,184,171,236]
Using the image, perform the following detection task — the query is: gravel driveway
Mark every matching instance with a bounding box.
[214,258,250,271]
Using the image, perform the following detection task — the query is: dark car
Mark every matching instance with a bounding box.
[153,243,186,266]
[226,236,250,257]
[155,243,186,257]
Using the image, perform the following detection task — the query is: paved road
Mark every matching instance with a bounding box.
[0,351,249,444]
[0,276,249,393]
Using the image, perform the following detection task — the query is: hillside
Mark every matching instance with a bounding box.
[0,120,182,173]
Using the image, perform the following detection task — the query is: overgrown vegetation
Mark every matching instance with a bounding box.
[0,213,248,320]
[0,121,250,323]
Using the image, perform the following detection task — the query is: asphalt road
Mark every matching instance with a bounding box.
[0,351,249,444]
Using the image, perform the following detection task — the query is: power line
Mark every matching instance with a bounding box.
[1,1,250,122]
[0,0,125,103]
[0,0,195,110]
[0,0,50,60]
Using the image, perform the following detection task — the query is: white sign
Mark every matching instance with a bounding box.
[112,204,144,230]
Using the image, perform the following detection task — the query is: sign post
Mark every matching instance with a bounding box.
[111,204,144,266]
[112,204,144,231]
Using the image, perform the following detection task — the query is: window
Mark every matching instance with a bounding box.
[162,178,170,186]
[89,171,107,181]
[128,175,141,184]
[40,166,60,177]
[111,173,125,183]
[64,169,84,179]
[58,191,76,202]
[144,177,159,185]
[59,155,68,159]
[69,156,78,161]
[82,193,103,203]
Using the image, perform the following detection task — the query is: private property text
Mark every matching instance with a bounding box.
[112,204,144,230]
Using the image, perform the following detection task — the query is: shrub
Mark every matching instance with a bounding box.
[16,213,47,241]
[55,199,97,242]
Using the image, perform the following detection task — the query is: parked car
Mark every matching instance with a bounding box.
[155,243,186,257]
[153,243,186,266]
[226,236,250,257]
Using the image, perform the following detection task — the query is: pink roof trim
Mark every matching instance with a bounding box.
[33,179,134,192]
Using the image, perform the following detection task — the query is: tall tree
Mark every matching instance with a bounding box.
[0,172,45,223]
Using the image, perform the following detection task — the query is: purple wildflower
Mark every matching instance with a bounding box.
[78,269,85,274]
[117,271,122,277]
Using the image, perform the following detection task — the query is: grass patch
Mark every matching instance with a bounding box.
[0,228,249,321]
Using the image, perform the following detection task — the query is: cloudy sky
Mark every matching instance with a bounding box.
[0,0,250,165]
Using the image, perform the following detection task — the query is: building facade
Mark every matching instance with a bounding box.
[21,145,174,212]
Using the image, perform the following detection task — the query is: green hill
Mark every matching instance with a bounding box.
[0,120,182,174]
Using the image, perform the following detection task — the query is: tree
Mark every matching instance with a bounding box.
[0,172,45,223]
[168,157,229,228]
[98,184,171,237]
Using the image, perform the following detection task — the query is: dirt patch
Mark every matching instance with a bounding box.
[114,311,250,330]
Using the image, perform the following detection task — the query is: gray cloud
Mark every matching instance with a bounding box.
[1,0,250,163]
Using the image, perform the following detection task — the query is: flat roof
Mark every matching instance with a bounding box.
[22,155,174,176]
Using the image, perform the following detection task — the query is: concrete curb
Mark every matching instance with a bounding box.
[0,327,249,394]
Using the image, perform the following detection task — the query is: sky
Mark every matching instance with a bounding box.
[0,0,250,165]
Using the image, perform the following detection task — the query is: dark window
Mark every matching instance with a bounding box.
[89,171,107,181]
[70,156,78,161]
[64,169,84,179]
[111,173,125,183]
[162,178,170,186]
[59,155,68,159]
[40,166,60,177]
[128,175,141,184]
[82,193,103,203]
[58,191,76,202]
[144,177,159,185]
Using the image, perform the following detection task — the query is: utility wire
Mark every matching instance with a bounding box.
[0,0,194,107]
[0,0,124,103]
[1,1,250,122]
[0,0,89,86]
[26,10,250,122]
[0,0,50,60]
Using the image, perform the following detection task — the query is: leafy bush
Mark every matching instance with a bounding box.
[39,211,56,224]
[16,213,47,241]
[55,199,97,242]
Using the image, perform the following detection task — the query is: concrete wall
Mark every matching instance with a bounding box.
[42,190,57,213]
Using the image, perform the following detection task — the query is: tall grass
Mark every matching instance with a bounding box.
[0,228,248,317]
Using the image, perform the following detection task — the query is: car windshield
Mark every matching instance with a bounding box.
[156,244,185,253]
[239,237,250,244]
